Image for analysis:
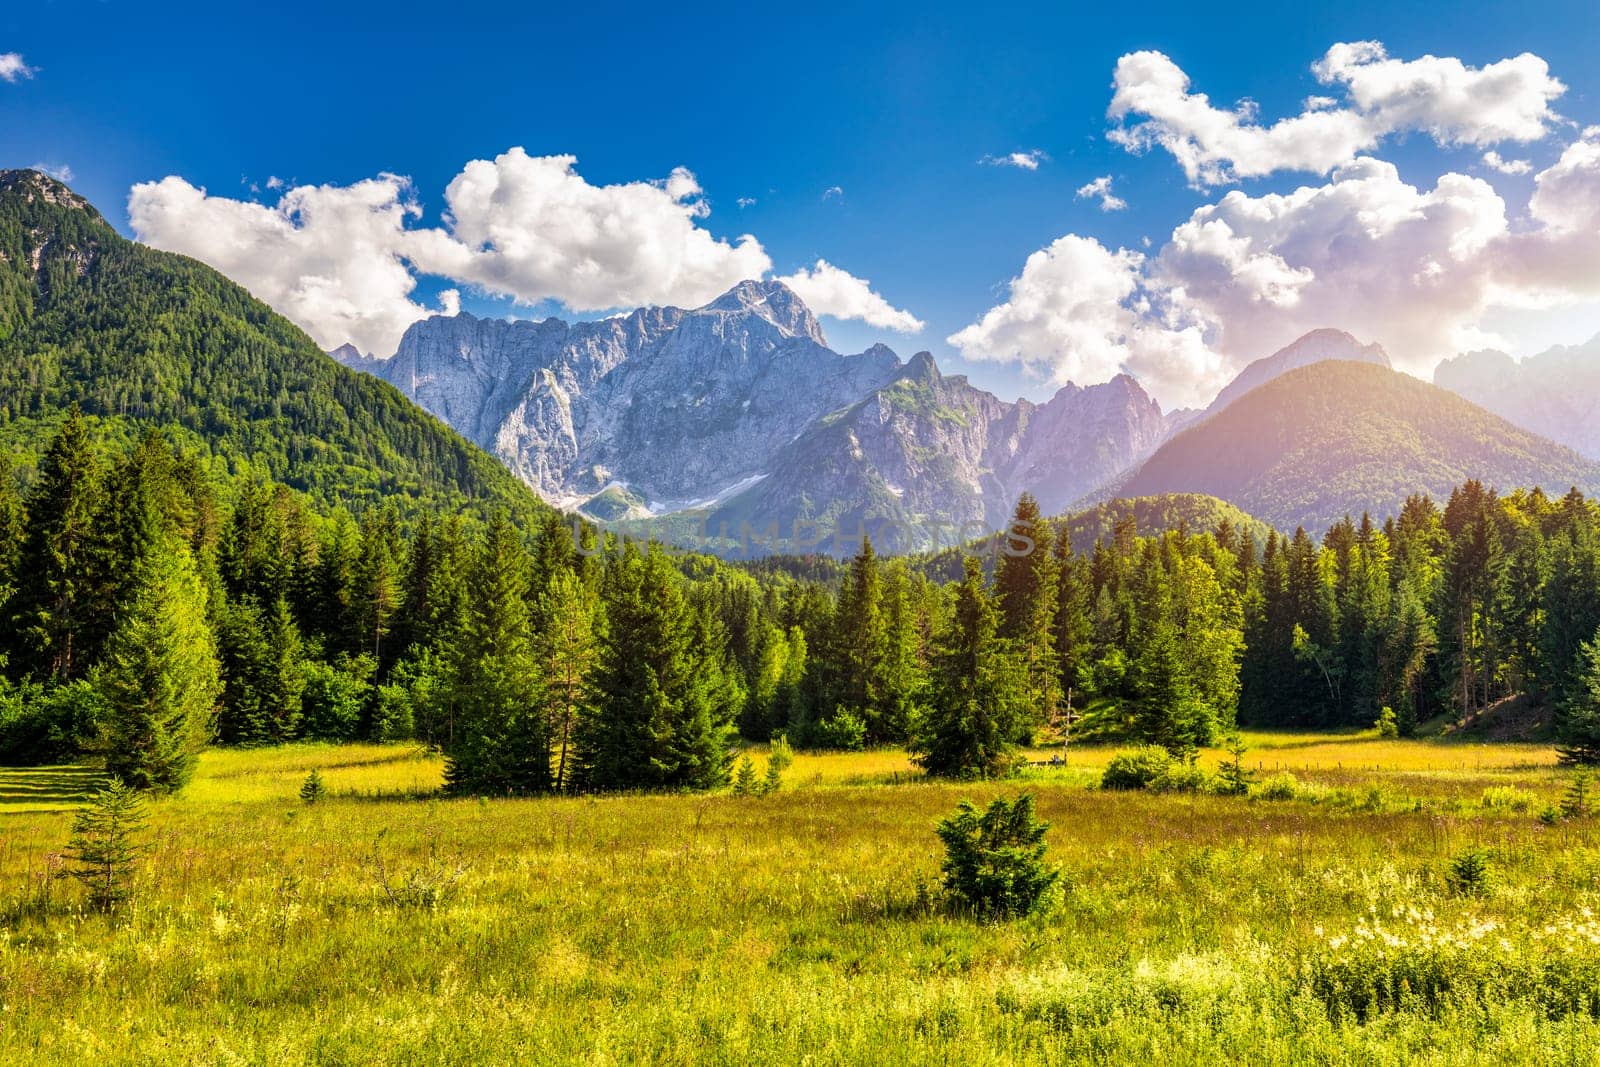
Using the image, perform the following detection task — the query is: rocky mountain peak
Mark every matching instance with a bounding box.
[698,279,826,346]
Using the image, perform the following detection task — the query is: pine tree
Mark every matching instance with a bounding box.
[443,514,547,795]
[731,755,758,796]
[65,778,148,912]
[832,535,887,737]
[355,508,403,667]
[299,768,327,804]
[1557,630,1600,766]
[994,494,1060,731]
[913,555,1028,778]
[535,566,600,792]
[577,545,733,792]
[10,408,105,680]
[101,533,222,794]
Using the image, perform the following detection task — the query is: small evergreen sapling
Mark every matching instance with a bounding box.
[763,734,795,794]
[1561,769,1593,820]
[65,778,148,913]
[935,792,1058,918]
[1216,735,1255,796]
[300,769,327,804]
[731,756,758,796]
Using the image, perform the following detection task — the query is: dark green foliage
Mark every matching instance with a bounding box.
[934,793,1058,918]
[912,556,1029,778]
[299,655,375,742]
[1557,632,1600,766]
[100,533,222,793]
[0,678,104,764]
[65,778,148,912]
[442,514,548,795]
[731,755,758,796]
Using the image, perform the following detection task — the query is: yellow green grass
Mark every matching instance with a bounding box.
[2,737,1598,1064]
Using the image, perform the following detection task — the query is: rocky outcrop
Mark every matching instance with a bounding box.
[1434,335,1600,460]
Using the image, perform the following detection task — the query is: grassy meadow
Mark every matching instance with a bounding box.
[4,735,1600,1064]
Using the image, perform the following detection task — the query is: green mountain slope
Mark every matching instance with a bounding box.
[0,169,544,517]
[1121,361,1600,532]
[1058,493,1276,554]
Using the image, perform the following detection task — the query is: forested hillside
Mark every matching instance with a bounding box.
[0,169,543,519]
[1122,361,1600,533]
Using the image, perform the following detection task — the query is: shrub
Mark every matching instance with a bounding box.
[763,734,794,794]
[1480,786,1537,812]
[1254,772,1300,801]
[1374,706,1399,739]
[1100,747,1174,790]
[813,707,868,751]
[0,679,105,765]
[65,778,148,913]
[935,793,1058,918]
[1149,761,1215,794]
[299,654,375,742]
[1446,846,1493,897]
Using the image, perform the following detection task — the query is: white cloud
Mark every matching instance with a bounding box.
[31,162,73,183]
[981,150,1047,171]
[1109,43,1565,185]
[406,149,771,314]
[0,53,36,83]
[736,196,757,208]
[128,149,924,354]
[1075,175,1127,211]
[128,173,458,359]
[778,260,924,333]
[952,134,1600,408]
[823,185,844,200]
[946,235,1225,408]
[1482,151,1532,175]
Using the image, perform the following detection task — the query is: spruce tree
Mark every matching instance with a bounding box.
[101,533,222,793]
[912,555,1027,778]
[832,535,887,736]
[577,544,733,792]
[10,408,105,681]
[1557,630,1600,766]
[65,778,148,912]
[535,566,600,792]
[443,514,547,795]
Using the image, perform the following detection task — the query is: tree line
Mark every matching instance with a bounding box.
[3,413,1600,792]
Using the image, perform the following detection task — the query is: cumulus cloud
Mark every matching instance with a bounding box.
[1109,42,1566,185]
[1075,175,1127,211]
[981,150,1047,170]
[128,173,456,358]
[405,149,771,314]
[952,134,1600,408]
[947,235,1226,407]
[823,185,844,200]
[129,149,921,355]
[778,260,924,333]
[1482,151,1532,175]
[0,53,36,82]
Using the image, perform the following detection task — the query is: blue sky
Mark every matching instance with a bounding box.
[4,0,1599,408]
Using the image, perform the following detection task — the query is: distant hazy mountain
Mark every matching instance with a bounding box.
[1206,328,1391,415]
[342,281,1182,550]
[1433,334,1600,460]
[1121,361,1600,533]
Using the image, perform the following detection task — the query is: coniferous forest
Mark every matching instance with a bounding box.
[6,410,1600,791]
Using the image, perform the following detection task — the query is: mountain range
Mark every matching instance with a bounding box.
[337,280,1180,546]
[1434,335,1600,461]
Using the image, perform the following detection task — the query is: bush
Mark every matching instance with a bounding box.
[813,707,867,751]
[1480,786,1537,812]
[1100,747,1175,790]
[0,679,105,765]
[764,734,794,793]
[935,793,1059,918]
[1374,706,1399,739]
[1254,772,1300,801]
[299,655,375,741]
